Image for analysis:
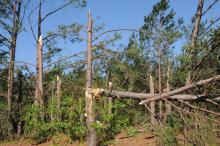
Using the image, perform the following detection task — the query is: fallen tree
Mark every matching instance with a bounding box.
[139,74,220,105]
[100,90,220,102]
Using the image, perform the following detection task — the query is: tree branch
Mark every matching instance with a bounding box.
[41,2,70,23]
[202,0,219,16]
[139,75,220,105]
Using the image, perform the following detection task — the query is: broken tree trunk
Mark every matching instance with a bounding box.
[149,75,156,125]
[187,0,204,84]
[56,75,61,121]
[139,75,220,105]
[108,81,113,115]
[35,0,44,108]
[102,90,220,102]
[85,11,96,146]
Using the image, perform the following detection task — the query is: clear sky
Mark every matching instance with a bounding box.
[15,0,220,70]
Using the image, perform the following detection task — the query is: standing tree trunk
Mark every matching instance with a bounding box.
[16,70,23,136]
[85,11,96,146]
[56,75,61,121]
[108,81,113,115]
[7,0,21,135]
[165,61,171,119]
[149,75,156,125]
[50,80,55,123]
[187,0,204,84]
[35,0,44,108]
[158,48,163,120]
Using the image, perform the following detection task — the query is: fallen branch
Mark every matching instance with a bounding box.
[139,75,220,105]
[177,100,220,116]
[102,89,220,102]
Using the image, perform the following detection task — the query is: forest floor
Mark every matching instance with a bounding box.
[0,132,187,146]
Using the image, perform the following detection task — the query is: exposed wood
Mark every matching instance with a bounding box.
[149,75,156,125]
[56,75,61,121]
[103,89,220,102]
[139,75,220,105]
[187,0,204,84]
[191,0,204,47]
[85,11,96,146]
[108,81,113,115]
[35,0,44,107]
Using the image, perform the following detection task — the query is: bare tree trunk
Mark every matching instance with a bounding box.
[35,0,44,108]
[85,11,96,146]
[108,81,113,115]
[158,48,163,120]
[149,75,156,125]
[7,0,21,135]
[56,75,61,121]
[50,80,55,123]
[165,61,171,115]
[187,0,204,83]
[17,70,23,136]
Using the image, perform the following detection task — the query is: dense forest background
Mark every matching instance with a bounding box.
[0,0,220,145]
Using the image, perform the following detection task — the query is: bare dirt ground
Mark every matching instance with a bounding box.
[0,132,156,146]
[110,132,156,146]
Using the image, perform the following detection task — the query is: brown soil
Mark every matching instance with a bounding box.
[0,132,156,146]
[110,132,156,146]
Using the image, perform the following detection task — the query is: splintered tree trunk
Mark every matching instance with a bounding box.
[187,0,204,83]
[108,81,113,115]
[56,75,61,121]
[7,0,21,135]
[165,61,171,115]
[35,0,44,108]
[149,75,156,125]
[85,11,96,146]
[17,71,23,136]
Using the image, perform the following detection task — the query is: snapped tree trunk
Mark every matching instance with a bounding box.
[108,81,113,115]
[35,0,44,108]
[56,75,61,121]
[85,11,96,146]
[149,75,156,125]
[7,0,21,135]
[187,0,204,84]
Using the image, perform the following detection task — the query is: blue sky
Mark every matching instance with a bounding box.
[15,0,220,70]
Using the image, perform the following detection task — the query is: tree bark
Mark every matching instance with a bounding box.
[158,49,163,120]
[35,0,44,108]
[16,70,23,136]
[108,81,113,115]
[85,11,96,146]
[165,62,171,115]
[149,75,156,125]
[187,0,204,83]
[139,75,220,105]
[7,0,21,135]
[56,75,61,121]
[102,89,220,102]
